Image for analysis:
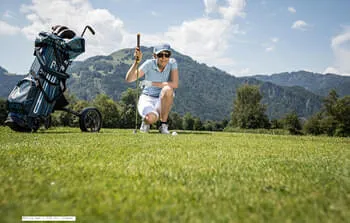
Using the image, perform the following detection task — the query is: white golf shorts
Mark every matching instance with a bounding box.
[138,94,161,119]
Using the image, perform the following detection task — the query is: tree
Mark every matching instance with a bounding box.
[182,112,194,130]
[231,84,270,129]
[203,120,214,131]
[193,117,203,131]
[270,119,283,129]
[119,88,140,128]
[283,112,302,135]
[303,112,323,135]
[0,98,7,125]
[93,94,120,128]
[221,119,229,129]
[323,89,338,116]
[304,91,350,137]
[168,112,183,130]
[333,96,350,136]
[52,93,80,127]
[319,116,337,136]
[71,100,90,127]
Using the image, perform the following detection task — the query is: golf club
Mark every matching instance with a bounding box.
[133,33,141,134]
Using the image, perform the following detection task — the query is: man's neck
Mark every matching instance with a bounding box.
[157,63,166,72]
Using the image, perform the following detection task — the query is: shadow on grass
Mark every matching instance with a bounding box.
[147,131,213,135]
[16,128,214,135]
[35,131,86,134]
[36,128,101,134]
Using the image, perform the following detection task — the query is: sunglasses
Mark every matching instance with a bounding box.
[157,52,171,58]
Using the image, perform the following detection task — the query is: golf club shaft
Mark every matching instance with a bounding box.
[135,33,141,132]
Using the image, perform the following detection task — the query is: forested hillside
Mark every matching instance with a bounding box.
[0,48,337,120]
[253,71,350,97]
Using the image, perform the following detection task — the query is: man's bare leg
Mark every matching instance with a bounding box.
[160,86,174,122]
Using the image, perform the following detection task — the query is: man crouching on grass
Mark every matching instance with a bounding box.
[125,44,179,134]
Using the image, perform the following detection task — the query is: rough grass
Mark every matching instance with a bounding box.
[0,127,349,223]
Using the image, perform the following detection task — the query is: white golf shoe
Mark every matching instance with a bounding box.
[159,123,170,134]
[140,121,150,133]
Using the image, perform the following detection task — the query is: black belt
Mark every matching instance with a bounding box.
[142,93,159,98]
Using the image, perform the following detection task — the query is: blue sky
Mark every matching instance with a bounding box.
[0,0,349,76]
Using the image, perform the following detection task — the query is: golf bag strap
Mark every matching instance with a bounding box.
[34,47,70,80]
[36,77,67,104]
[37,70,60,86]
[52,44,65,70]
[31,69,67,104]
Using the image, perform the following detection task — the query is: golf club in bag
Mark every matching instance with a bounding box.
[5,25,102,132]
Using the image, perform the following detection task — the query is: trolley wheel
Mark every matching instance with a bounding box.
[79,107,102,132]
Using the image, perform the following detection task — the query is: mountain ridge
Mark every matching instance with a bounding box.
[252,71,350,97]
[1,48,348,120]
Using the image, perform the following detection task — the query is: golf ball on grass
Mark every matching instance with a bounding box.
[172,131,178,136]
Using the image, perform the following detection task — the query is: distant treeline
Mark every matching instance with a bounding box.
[0,85,349,137]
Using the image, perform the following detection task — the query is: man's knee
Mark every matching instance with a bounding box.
[161,86,174,98]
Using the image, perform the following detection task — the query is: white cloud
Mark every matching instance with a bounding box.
[288,7,296,14]
[204,0,218,14]
[204,0,246,22]
[163,0,247,69]
[331,28,350,48]
[328,27,350,75]
[262,37,278,52]
[227,67,252,76]
[271,37,279,43]
[265,46,274,52]
[19,0,129,60]
[0,20,21,35]
[219,0,246,22]
[15,0,246,71]
[292,20,308,31]
[237,68,251,75]
[165,18,236,67]
[324,67,340,74]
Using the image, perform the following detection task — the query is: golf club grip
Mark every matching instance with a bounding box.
[88,26,95,35]
[137,33,140,48]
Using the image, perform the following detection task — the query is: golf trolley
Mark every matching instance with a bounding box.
[5,25,102,132]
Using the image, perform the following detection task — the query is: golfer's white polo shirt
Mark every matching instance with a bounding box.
[139,58,178,97]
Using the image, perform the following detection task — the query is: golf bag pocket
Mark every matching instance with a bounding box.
[29,70,63,118]
[7,77,38,117]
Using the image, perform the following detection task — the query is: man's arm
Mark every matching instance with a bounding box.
[152,69,179,89]
[125,47,144,82]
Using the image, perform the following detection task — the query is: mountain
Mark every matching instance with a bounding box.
[253,71,350,97]
[66,47,323,120]
[0,49,331,121]
[0,66,24,98]
[66,47,240,120]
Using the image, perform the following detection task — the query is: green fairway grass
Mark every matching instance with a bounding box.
[1,126,349,222]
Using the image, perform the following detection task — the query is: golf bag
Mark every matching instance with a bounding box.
[5,25,102,132]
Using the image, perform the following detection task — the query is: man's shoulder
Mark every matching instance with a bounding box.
[169,58,177,64]
[141,59,156,69]
[143,59,156,64]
